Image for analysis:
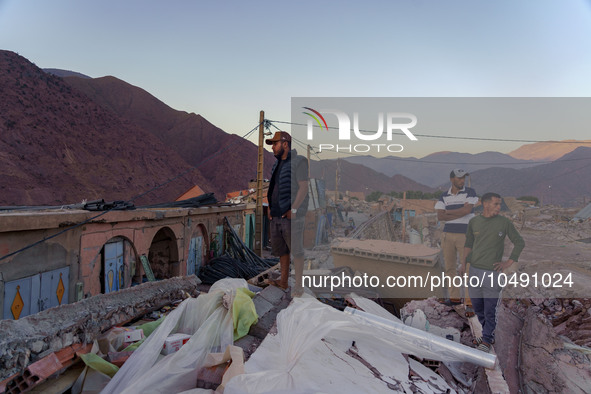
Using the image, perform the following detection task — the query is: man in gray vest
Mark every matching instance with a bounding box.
[266,131,309,294]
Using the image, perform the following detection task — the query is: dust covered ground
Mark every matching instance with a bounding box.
[301,204,591,392]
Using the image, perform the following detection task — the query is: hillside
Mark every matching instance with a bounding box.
[61,75,275,196]
[459,147,591,206]
[310,159,433,194]
[0,50,213,206]
[509,140,591,161]
[344,151,536,187]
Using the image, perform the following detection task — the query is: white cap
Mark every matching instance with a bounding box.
[450,169,469,178]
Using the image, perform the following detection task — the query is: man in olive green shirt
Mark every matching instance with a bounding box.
[460,192,525,352]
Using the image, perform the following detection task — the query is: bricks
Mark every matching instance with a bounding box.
[258,285,286,305]
[2,343,92,393]
[26,353,62,380]
[249,311,278,340]
[245,285,291,348]
[195,364,226,390]
[233,335,262,362]
[252,296,274,318]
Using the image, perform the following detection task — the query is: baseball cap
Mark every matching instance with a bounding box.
[450,168,469,178]
[265,131,291,145]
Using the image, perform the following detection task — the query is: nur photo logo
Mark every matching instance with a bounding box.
[302,107,418,154]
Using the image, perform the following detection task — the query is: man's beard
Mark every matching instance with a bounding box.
[274,146,285,159]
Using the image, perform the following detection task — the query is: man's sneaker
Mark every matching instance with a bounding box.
[477,342,492,353]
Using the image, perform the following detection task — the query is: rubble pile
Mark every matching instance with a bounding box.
[401,298,471,345]
[534,298,591,347]
[510,301,591,393]
[348,211,399,241]
[0,276,200,381]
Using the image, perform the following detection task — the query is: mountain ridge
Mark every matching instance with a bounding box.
[62,74,275,197]
[0,50,213,206]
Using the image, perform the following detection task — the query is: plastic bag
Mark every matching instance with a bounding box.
[102,278,248,394]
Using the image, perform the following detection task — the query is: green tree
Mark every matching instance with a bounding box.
[366,191,384,202]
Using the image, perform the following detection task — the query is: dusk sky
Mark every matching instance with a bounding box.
[1,0,591,158]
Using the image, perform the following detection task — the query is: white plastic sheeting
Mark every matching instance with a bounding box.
[225,296,412,393]
[345,308,496,369]
[102,278,248,394]
[225,296,495,393]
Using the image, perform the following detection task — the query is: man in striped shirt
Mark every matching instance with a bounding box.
[434,169,478,311]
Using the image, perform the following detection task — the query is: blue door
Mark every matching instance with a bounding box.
[3,267,70,320]
[245,213,255,249]
[187,237,196,276]
[187,236,204,275]
[3,275,39,320]
[104,241,124,293]
[39,267,69,311]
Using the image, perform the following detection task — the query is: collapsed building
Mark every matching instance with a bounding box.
[0,195,590,393]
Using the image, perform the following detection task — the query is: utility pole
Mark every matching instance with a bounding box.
[254,111,265,257]
[307,145,311,179]
[401,191,407,242]
[335,158,340,202]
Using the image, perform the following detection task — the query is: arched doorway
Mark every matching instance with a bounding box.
[187,224,208,276]
[148,227,180,279]
[101,237,137,294]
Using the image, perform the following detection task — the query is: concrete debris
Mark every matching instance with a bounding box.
[0,275,200,381]
[519,307,591,393]
[401,298,471,346]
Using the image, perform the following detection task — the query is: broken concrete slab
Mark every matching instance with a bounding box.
[0,275,200,381]
[493,303,524,393]
[520,307,591,393]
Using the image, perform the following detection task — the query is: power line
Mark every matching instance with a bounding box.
[268,119,591,145]
[310,147,591,165]
[265,120,591,165]
[0,122,263,262]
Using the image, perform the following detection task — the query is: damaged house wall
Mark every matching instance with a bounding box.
[0,205,250,320]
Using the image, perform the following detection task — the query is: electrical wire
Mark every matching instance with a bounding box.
[268,120,322,160]
[268,120,591,145]
[198,217,278,284]
[265,119,591,165]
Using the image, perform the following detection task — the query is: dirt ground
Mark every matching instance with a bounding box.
[303,204,591,392]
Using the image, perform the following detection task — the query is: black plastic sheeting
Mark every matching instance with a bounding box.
[84,200,136,211]
[199,217,278,284]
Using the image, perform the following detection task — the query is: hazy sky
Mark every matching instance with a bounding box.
[1,0,591,158]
